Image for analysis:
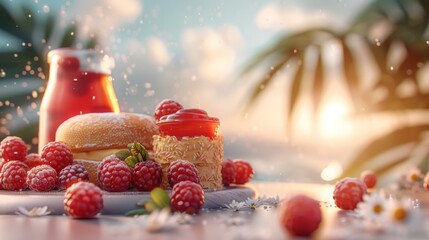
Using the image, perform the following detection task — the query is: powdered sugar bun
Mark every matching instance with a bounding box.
[56,112,159,153]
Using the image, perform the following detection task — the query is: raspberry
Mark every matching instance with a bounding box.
[58,164,89,190]
[97,155,122,176]
[64,182,103,219]
[27,165,58,192]
[233,159,253,184]
[23,153,43,168]
[360,170,377,189]
[41,141,73,173]
[154,99,183,122]
[170,180,204,214]
[167,159,200,187]
[98,159,132,192]
[0,160,4,190]
[1,160,29,190]
[0,136,28,161]
[333,177,367,210]
[280,194,322,237]
[221,159,236,187]
[132,161,162,191]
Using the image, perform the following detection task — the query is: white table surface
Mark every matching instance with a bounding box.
[0,182,428,240]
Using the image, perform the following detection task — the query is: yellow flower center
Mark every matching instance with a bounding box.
[392,207,408,221]
[373,204,383,214]
[410,173,420,182]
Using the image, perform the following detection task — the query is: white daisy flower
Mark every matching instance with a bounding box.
[406,168,423,183]
[385,198,413,223]
[174,212,194,225]
[225,200,246,211]
[244,198,262,209]
[135,208,179,233]
[259,195,280,207]
[16,206,51,217]
[356,192,388,222]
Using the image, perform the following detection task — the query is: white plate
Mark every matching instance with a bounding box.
[0,186,256,215]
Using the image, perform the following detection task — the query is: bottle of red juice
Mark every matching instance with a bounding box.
[38,48,120,152]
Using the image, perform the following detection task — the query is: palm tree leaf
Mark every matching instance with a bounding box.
[0,1,99,152]
[349,0,388,33]
[43,14,55,45]
[341,124,429,178]
[240,28,337,77]
[85,37,98,49]
[0,4,28,41]
[312,47,324,125]
[370,93,429,112]
[287,54,304,132]
[340,38,360,110]
[0,50,39,65]
[373,155,409,177]
[243,53,294,112]
[60,25,77,47]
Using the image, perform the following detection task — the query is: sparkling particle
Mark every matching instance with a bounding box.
[43,5,50,13]
[30,102,37,109]
[0,69,5,77]
[375,38,381,46]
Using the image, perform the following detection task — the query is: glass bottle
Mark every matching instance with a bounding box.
[38,48,120,152]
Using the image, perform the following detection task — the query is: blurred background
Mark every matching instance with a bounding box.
[1,0,429,185]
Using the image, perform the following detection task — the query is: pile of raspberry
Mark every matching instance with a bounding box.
[0,137,86,192]
[1,135,255,216]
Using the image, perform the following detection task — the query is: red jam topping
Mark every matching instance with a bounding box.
[157,109,220,139]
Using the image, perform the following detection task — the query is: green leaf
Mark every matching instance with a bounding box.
[125,208,150,216]
[136,199,150,208]
[115,150,131,161]
[144,201,161,212]
[128,142,148,162]
[150,187,170,208]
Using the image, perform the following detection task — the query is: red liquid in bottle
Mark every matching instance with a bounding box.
[38,50,120,152]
